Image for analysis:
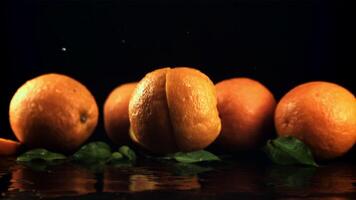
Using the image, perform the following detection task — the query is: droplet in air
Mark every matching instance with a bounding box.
[61,47,67,52]
[121,40,126,44]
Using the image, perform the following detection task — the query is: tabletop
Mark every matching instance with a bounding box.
[1,154,355,200]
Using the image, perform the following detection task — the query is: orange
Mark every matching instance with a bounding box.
[104,82,137,145]
[129,67,221,154]
[0,138,21,156]
[214,78,276,151]
[9,73,98,153]
[275,81,356,160]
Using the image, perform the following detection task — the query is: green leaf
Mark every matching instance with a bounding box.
[264,140,298,165]
[119,146,136,161]
[264,136,318,167]
[169,150,221,163]
[108,151,135,167]
[16,149,66,162]
[111,152,124,161]
[72,141,112,164]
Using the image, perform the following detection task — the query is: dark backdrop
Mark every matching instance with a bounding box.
[1,0,355,141]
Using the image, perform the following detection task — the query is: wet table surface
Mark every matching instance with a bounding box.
[0,156,355,200]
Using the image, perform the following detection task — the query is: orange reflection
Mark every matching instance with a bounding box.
[103,166,200,192]
[103,166,130,192]
[129,174,158,192]
[9,163,96,197]
[308,163,355,194]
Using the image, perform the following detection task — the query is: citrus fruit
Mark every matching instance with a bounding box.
[9,73,98,153]
[275,81,356,160]
[214,78,276,151]
[0,138,21,156]
[104,82,137,145]
[129,67,221,154]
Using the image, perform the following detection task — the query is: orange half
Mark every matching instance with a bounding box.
[0,138,21,156]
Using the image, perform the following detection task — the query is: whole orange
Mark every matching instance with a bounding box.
[9,73,98,153]
[215,78,276,151]
[129,67,221,154]
[275,81,356,160]
[104,82,137,145]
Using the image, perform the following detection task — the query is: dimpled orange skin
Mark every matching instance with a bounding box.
[129,68,178,153]
[275,81,356,160]
[215,78,276,151]
[129,67,221,154]
[9,74,99,153]
[104,82,137,145]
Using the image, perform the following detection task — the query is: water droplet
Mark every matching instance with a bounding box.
[121,39,126,44]
[61,47,67,52]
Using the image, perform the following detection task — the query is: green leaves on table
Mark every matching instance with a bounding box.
[16,142,137,169]
[263,136,318,167]
[110,152,124,161]
[119,145,137,161]
[16,148,66,162]
[16,149,67,171]
[72,141,112,164]
[165,150,221,163]
[72,142,137,165]
[147,150,221,176]
[108,146,137,167]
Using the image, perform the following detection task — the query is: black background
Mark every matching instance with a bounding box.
[1,0,355,141]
